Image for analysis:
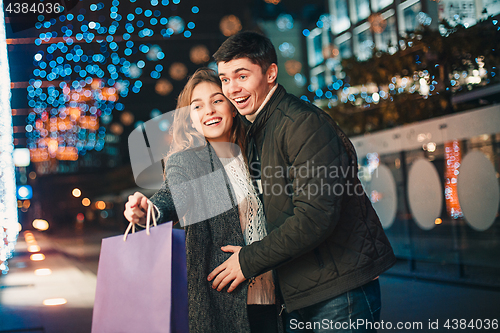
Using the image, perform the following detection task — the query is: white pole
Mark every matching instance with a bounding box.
[0,0,19,274]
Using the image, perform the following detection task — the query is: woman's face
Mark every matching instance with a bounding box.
[189,82,235,143]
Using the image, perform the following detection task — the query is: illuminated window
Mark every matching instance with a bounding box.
[372,0,394,12]
[307,29,324,68]
[374,13,398,54]
[330,0,350,34]
[350,0,371,23]
[354,23,373,61]
[483,0,500,17]
[398,0,422,37]
[438,0,477,27]
[334,33,353,60]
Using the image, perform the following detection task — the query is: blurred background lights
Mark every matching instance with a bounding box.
[279,42,295,58]
[17,185,33,200]
[159,119,170,131]
[110,123,124,135]
[82,198,91,206]
[13,148,31,167]
[28,245,41,253]
[95,201,106,210]
[276,14,294,31]
[120,111,135,125]
[167,16,185,34]
[128,64,142,78]
[190,45,210,64]
[32,219,49,231]
[150,108,162,118]
[43,298,67,306]
[417,12,432,26]
[155,79,173,96]
[368,13,387,34]
[146,45,163,61]
[34,268,52,276]
[72,188,81,197]
[25,0,200,168]
[30,253,46,261]
[169,62,188,80]
[284,60,302,76]
[219,15,242,37]
[322,45,339,59]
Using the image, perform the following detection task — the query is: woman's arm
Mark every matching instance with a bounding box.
[124,155,193,225]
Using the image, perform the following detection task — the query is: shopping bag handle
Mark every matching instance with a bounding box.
[123,199,160,241]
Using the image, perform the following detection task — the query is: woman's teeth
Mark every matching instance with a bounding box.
[205,118,221,126]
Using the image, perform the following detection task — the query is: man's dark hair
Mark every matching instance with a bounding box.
[213,31,278,73]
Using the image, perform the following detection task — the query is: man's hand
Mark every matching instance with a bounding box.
[207,245,246,292]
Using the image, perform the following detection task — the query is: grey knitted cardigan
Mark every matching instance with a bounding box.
[149,144,251,333]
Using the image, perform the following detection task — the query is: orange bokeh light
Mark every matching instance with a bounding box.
[28,245,41,253]
[43,298,67,306]
[30,253,46,261]
[34,268,52,276]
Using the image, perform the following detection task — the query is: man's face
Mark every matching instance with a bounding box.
[218,58,277,117]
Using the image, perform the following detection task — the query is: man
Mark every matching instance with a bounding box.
[207,31,397,332]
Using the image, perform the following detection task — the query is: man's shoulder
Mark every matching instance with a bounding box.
[275,91,328,123]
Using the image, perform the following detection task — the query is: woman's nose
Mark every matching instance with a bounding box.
[206,104,216,114]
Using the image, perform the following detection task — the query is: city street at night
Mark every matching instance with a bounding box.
[2,224,500,332]
[1,0,500,332]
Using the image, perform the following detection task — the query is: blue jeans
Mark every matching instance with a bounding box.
[284,279,381,333]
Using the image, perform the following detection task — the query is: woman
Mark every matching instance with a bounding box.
[124,68,280,333]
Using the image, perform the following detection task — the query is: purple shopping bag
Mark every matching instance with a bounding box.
[92,221,188,333]
[171,228,189,333]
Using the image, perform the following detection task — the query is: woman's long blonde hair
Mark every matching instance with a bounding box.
[165,68,246,161]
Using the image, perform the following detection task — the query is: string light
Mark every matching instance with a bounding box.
[26,1,200,171]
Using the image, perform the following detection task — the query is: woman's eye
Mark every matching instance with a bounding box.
[193,105,200,110]
[239,75,246,80]
[214,99,223,104]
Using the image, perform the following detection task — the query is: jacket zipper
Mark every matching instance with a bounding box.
[279,304,286,316]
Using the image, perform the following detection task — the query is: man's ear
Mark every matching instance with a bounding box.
[266,63,278,84]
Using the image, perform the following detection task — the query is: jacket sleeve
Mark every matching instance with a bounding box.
[239,111,350,278]
[149,154,192,224]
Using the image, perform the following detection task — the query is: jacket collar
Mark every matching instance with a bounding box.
[245,84,287,136]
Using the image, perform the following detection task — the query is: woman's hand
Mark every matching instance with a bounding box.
[124,192,149,225]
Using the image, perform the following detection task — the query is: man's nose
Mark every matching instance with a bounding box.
[227,80,241,95]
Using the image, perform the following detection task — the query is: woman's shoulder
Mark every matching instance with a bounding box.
[165,146,208,169]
